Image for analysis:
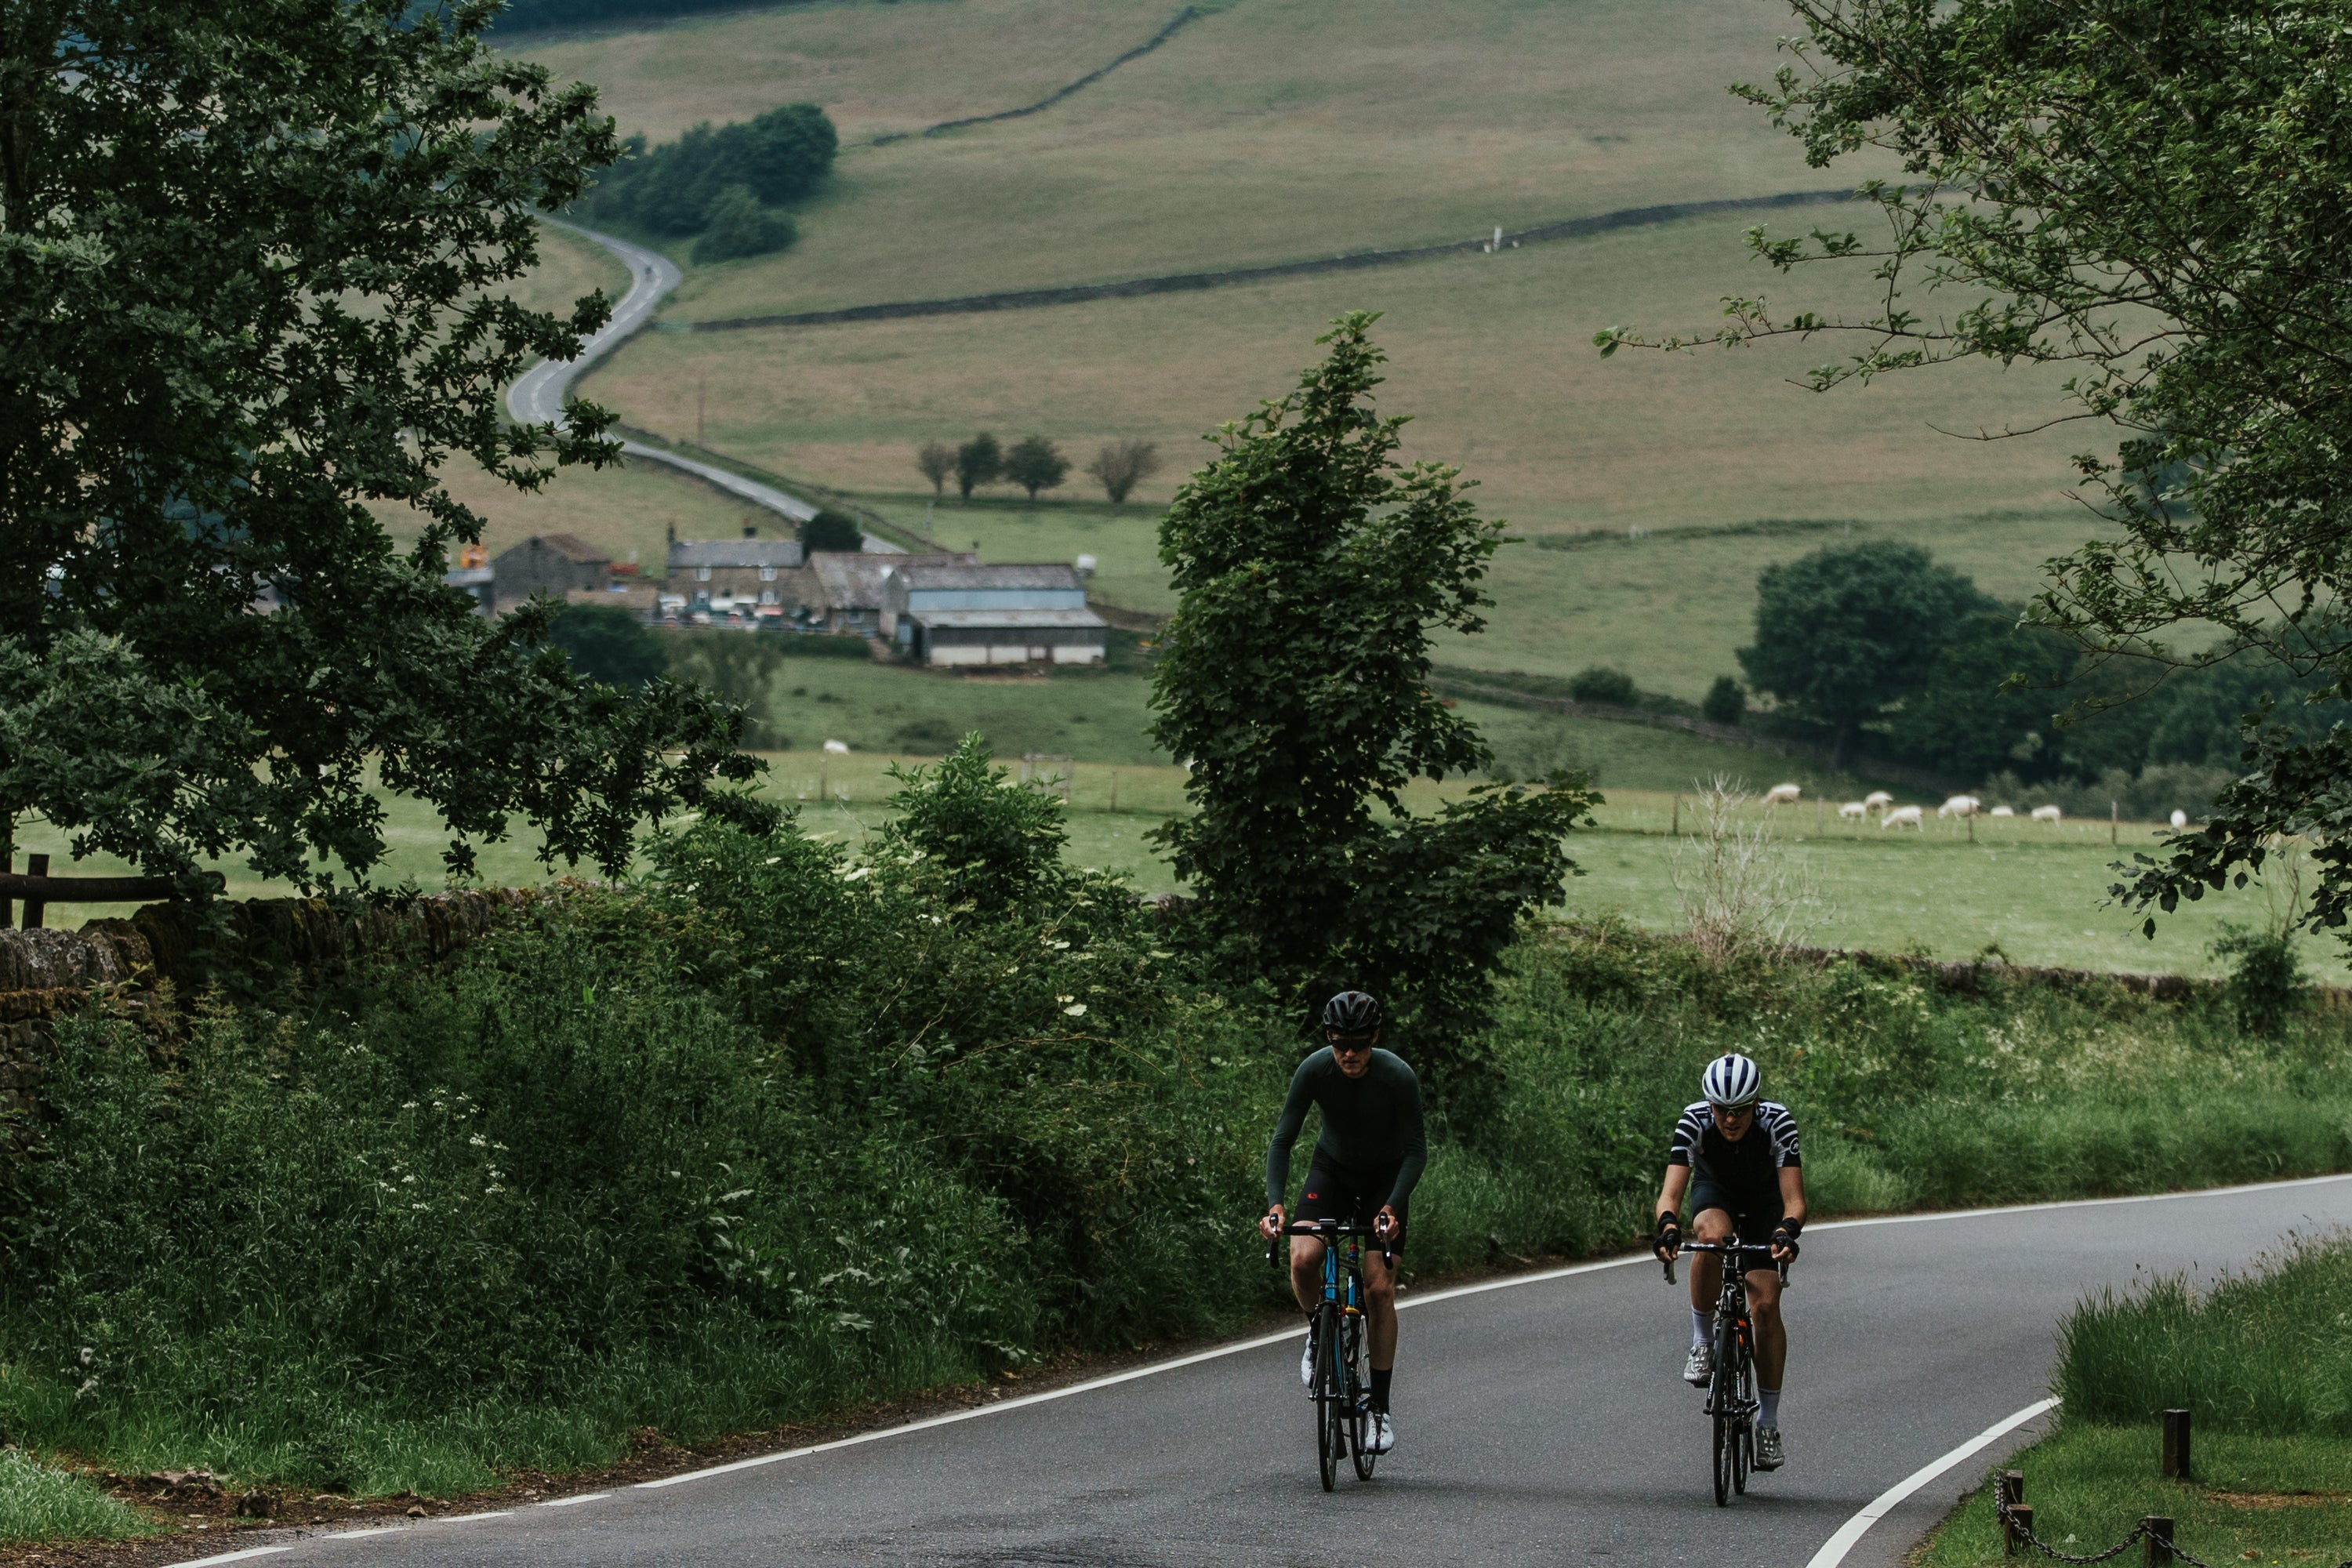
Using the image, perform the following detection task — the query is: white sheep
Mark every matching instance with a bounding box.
[1882,804,1925,829]
[822,739,851,755]
[2170,808,2189,829]
[1863,790,1894,813]
[1989,805,2015,818]
[1838,801,1868,822]
[1936,793,1982,819]
[1762,782,1802,806]
[2031,804,2063,824]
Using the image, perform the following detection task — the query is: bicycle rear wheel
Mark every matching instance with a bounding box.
[1345,1316,1378,1481]
[1315,1302,1342,1493]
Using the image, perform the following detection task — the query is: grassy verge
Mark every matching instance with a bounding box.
[1924,1238,2352,1568]
[0,1451,152,1543]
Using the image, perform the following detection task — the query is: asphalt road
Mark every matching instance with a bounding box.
[506,220,829,533]
[204,1174,2352,1568]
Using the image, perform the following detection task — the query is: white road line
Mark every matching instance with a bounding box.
[538,1493,610,1507]
[441,1512,511,1524]
[319,1526,405,1541]
[172,1548,292,1567]
[1802,1397,2061,1568]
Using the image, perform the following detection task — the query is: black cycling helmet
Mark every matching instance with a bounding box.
[1321,990,1382,1036]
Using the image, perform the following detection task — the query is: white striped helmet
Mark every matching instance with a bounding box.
[1701,1053,1762,1108]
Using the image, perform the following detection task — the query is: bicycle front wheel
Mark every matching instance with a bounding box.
[1733,1349,1754,1495]
[1344,1316,1378,1481]
[1711,1314,1740,1506]
[1315,1302,1342,1493]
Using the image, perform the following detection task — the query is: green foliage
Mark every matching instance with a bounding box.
[0,0,767,895]
[2210,924,2306,1040]
[1879,610,2074,780]
[0,1451,151,1544]
[1001,436,1072,503]
[956,434,1004,501]
[1567,666,1636,706]
[1148,314,1598,1112]
[690,187,798,266]
[585,104,837,238]
[2056,1236,2352,1434]
[1700,676,1745,725]
[550,603,665,689]
[800,510,865,555]
[1643,0,2352,955]
[876,735,1070,915]
[1739,543,1992,768]
[915,442,956,498]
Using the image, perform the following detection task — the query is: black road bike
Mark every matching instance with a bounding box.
[1663,1240,1788,1506]
[1269,1218,1391,1490]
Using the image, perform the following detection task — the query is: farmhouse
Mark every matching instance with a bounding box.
[805,550,977,637]
[882,562,1108,666]
[490,533,609,611]
[668,527,805,615]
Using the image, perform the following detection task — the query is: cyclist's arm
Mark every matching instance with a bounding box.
[1384,1068,1427,1211]
[1777,1163,1806,1231]
[1655,1162,1692,1223]
[1264,1058,1318,1210]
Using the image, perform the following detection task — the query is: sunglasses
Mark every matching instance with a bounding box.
[1713,1102,1757,1119]
[1327,1036,1375,1054]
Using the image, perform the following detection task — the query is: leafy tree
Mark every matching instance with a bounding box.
[1001,436,1071,503]
[584,103,837,238]
[1878,611,2076,781]
[799,510,864,554]
[1566,666,1636,706]
[691,186,797,265]
[955,434,1003,502]
[1085,440,1163,506]
[550,604,666,690]
[1738,544,1991,770]
[875,735,1069,916]
[915,442,955,498]
[1149,314,1596,1114]
[1594,0,2352,943]
[1701,677,1746,726]
[0,0,768,894]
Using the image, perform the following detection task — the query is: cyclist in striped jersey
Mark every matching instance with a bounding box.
[1650,1052,1807,1472]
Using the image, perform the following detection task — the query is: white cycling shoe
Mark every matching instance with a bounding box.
[1682,1343,1714,1385]
[1754,1426,1786,1470]
[1301,1338,1316,1388]
[1365,1411,1396,1454]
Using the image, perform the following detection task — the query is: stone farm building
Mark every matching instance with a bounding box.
[882,562,1108,666]
[668,528,805,618]
[489,533,608,612]
[805,550,977,638]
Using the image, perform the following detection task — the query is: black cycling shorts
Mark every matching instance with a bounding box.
[1688,1178,1784,1272]
[1297,1158,1409,1254]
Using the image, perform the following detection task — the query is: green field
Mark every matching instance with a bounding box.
[473,0,2107,699]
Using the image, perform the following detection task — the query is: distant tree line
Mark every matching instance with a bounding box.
[1711,541,2344,811]
[914,435,1163,506]
[575,103,837,266]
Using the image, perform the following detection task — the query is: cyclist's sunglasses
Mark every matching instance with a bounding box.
[1711,1101,1758,1119]
[1325,1033,1376,1054]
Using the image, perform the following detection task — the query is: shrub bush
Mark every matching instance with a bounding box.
[1567,666,1638,706]
[1701,675,1746,725]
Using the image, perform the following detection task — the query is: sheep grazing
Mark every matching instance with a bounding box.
[822,739,851,755]
[1936,793,1983,819]
[1762,782,1802,806]
[1838,801,1868,822]
[1882,804,1926,829]
[2031,804,2063,824]
[2170,808,2189,829]
[1989,805,2016,818]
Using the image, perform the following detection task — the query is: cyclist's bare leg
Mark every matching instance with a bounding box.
[1362,1244,1397,1370]
[1287,1233,1327,1314]
[1744,1266,1785,1388]
[1688,1207,1733,1316]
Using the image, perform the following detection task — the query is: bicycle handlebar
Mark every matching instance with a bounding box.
[1264,1216,1395,1266]
[1652,1237,1790,1287]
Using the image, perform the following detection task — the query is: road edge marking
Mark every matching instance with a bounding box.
[636,1169,2349,1490]
[1803,1397,2060,1568]
[170,1548,292,1567]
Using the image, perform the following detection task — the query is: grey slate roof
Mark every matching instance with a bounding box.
[907,608,1109,630]
[668,538,805,571]
[894,562,1083,592]
[808,550,975,608]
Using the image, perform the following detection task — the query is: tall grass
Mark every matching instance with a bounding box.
[2056,1235,2352,1434]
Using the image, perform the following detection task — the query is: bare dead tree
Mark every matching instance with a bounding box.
[1084,438,1162,506]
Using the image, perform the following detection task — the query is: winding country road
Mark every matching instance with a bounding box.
[507,220,825,532]
[187,1174,2352,1568]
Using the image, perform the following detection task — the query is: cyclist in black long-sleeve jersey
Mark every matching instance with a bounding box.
[1258,990,1426,1457]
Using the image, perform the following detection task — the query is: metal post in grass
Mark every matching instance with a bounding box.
[2161,1410,2190,1480]
[2005,1501,2034,1555]
[1109,770,1119,813]
[2142,1516,2173,1567]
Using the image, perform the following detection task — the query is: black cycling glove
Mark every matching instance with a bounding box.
[1654,1214,1681,1254]
[1770,1221,1801,1261]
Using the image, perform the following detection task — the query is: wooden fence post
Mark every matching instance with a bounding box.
[2161,1410,2191,1480]
[2111,800,2119,845]
[1109,769,1119,813]
[2142,1516,2173,1567]
[0,846,11,930]
[21,853,47,931]
[2000,1472,2024,1505]
[2005,1501,2034,1556]
[1671,794,1681,837]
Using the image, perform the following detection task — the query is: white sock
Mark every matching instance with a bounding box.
[1759,1388,1781,1428]
[1691,1308,1714,1347]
